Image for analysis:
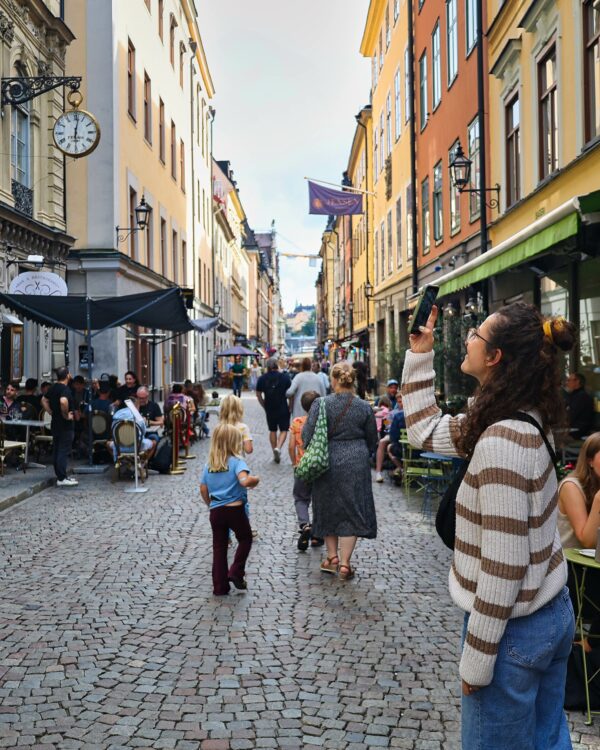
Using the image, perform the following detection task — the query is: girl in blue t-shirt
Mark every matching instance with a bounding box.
[200,423,260,596]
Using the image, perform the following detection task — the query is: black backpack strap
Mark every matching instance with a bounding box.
[513,411,557,466]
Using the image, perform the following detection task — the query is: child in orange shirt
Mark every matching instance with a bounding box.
[289,390,322,551]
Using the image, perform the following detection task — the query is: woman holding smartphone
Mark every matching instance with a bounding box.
[402,301,576,749]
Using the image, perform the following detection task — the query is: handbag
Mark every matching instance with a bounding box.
[294,398,330,482]
[435,411,557,550]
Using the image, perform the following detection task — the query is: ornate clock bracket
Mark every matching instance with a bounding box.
[1,76,82,106]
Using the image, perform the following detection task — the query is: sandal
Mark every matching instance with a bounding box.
[338,564,355,581]
[320,555,339,574]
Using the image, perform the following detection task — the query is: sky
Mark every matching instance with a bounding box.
[199,0,371,314]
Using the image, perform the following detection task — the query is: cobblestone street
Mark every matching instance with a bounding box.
[0,394,598,749]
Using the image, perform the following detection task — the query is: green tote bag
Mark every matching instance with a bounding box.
[294,398,329,482]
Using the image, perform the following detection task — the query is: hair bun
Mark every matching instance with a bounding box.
[331,361,356,387]
[543,317,576,353]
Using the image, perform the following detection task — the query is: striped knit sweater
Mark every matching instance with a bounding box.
[402,350,567,686]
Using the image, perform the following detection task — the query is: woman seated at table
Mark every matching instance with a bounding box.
[558,432,600,639]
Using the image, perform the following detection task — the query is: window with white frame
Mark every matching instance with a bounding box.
[386,92,392,156]
[374,123,379,180]
[468,116,480,218]
[387,210,393,273]
[396,195,402,267]
[433,161,443,242]
[394,0,399,23]
[394,67,401,140]
[379,32,384,69]
[421,177,430,254]
[449,140,461,234]
[584,2,600,142]
[406,184,413,260]
[538,43,558,180]
[380,220,385,280]
[432,21,441,109]
[10,102,30,187]
[466,0,478,54]
[419,51,428,129]
[386,4,391,48]
[505,94,520,207]
[373,55,378,89]
[374,228,379,283]
[379,112,385,172]
[447,0,458,84]
[404,47,411,122]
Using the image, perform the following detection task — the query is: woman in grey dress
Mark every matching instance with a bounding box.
[302,361,378,580]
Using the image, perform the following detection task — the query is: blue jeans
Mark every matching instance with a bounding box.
[461,586,574,750]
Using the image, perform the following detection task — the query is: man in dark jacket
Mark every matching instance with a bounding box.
[256,358,292,463]
[565,373,594,439]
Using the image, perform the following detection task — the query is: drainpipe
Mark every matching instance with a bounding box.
[408,0,418,294]
[209,106,216,378]
[476,0,488,258]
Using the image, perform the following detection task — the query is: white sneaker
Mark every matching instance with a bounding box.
[273,448,281,464]
[375,472,384,483]
[57,477,79,487]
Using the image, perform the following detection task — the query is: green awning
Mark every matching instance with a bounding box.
[438,211,579,297]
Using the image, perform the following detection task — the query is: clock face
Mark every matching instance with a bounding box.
[53,109,100,158]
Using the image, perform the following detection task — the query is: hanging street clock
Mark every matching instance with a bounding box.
[53,90,100,158]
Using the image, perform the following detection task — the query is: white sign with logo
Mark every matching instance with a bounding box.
[9,271,68,296]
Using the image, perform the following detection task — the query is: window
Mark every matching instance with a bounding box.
[170,121,177,179]
[406,184,413,259]
[433,161,443,242]
[394,0,399,23]
[182,240,187,286]
[404,47,410,122]
[161,218,167,276]
[468,117,480,218]
[10,103,30,187]
[385,5,391,49]
[180,139,185,189]
[373,55,378,89]
[421,177,430,254]
[129,187,138,259]
[394,67,401,140]
[380,221,385,280]
[395,196,402,267]
[432,22,441,110]
[374,229,379,283]
[466,0,478,53]
[127,39,136,119]
[172,230,178,283]
[144,0,151,10]
[538,44,558,179]
[159,99,165,162]
[179,42,185,87]
[143,72,152,142]
[374,121,379,180]
[419,51,428,129]
[387,210,393,273]
[449,141,461,234]
[505,95,520,207]
[145,203,154,268]
[584,2,600,142]
[169,15,176,67]
[386,92,392,156]
[447,0,458,84]
[158,0,164,40]
[379,111,385,172]
[379,32,384,70]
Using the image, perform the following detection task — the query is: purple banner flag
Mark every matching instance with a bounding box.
[308,181,364,215]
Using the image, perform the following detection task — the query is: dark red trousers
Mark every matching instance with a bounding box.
[209,504,253,595]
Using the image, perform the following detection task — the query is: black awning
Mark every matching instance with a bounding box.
[0,288,194,336]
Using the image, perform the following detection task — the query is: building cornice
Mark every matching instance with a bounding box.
[360,0,386,56]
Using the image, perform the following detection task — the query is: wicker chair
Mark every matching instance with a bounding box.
[0,420,27,475]
[113,420,149,481]
[90,410,112,463]
[33,410,53,462]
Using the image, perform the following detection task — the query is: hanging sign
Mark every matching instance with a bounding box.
[9,271,68,296]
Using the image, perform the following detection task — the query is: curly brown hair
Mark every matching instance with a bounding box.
[456,301,576,457]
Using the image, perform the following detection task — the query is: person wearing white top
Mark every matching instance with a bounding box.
[286,358,327,420]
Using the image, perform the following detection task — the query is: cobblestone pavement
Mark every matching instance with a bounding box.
[0,393,598,749]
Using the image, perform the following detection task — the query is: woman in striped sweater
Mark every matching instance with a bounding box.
[402,301,576,750]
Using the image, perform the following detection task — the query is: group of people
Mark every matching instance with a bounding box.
[203,300,600,750]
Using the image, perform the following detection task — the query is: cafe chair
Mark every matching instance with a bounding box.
[113,420,149,482]
[91,410,112,463]
[33,410,53,461]
[0,420,27,476]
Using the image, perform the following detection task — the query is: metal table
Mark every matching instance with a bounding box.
[418,452,454,522]
[0,418,47,469]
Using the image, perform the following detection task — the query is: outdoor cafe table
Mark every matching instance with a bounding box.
[418,451,454,521]
[0,418,47,469]
[565,547,600,725]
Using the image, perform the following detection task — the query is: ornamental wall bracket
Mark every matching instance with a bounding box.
[1,75,81,106]
[0,10,15,43]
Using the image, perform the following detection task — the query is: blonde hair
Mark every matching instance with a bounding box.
[219,394,244,425]
[208,423,243,472]
[331,361,356,389]
[570,432,600,510]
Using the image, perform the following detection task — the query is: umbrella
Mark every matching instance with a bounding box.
[216,345,260,357]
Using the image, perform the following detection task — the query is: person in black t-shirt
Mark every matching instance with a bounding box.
[114,371,141,408]
[565,372,594,439]
[256,357,292,463]
[137,386,163,425]
[91,382,113,414]
[17,378,41,416]
[41,367,78,487]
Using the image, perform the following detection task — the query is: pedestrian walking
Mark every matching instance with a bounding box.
[231,355,246,398]
[200,423,260,596]
[302,361,378,580]
[289,389,323,551]
[286,358,326,420]
[41,367,78,487]
[402,301,576,750]
[312,360,331,395]
[256,357,292,463]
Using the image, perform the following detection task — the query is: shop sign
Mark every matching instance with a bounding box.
[9,271,68,296]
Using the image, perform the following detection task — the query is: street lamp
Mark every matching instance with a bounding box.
[214,301,221,319]
[449,141,500,209]
[116,195,152,244]
[364,281,374,300]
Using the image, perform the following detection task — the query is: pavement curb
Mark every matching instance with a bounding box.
[0,476,55,514]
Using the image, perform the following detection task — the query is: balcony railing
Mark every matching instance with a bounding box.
[11,180,33,217]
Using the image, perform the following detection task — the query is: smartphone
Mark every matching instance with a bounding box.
[410,284,439,334]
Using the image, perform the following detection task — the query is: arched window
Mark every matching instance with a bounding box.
[169,14,177,67]
[179,42,185,86]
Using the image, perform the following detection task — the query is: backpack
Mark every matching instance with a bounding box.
[435,412,558,550]
[149,437,172,474]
